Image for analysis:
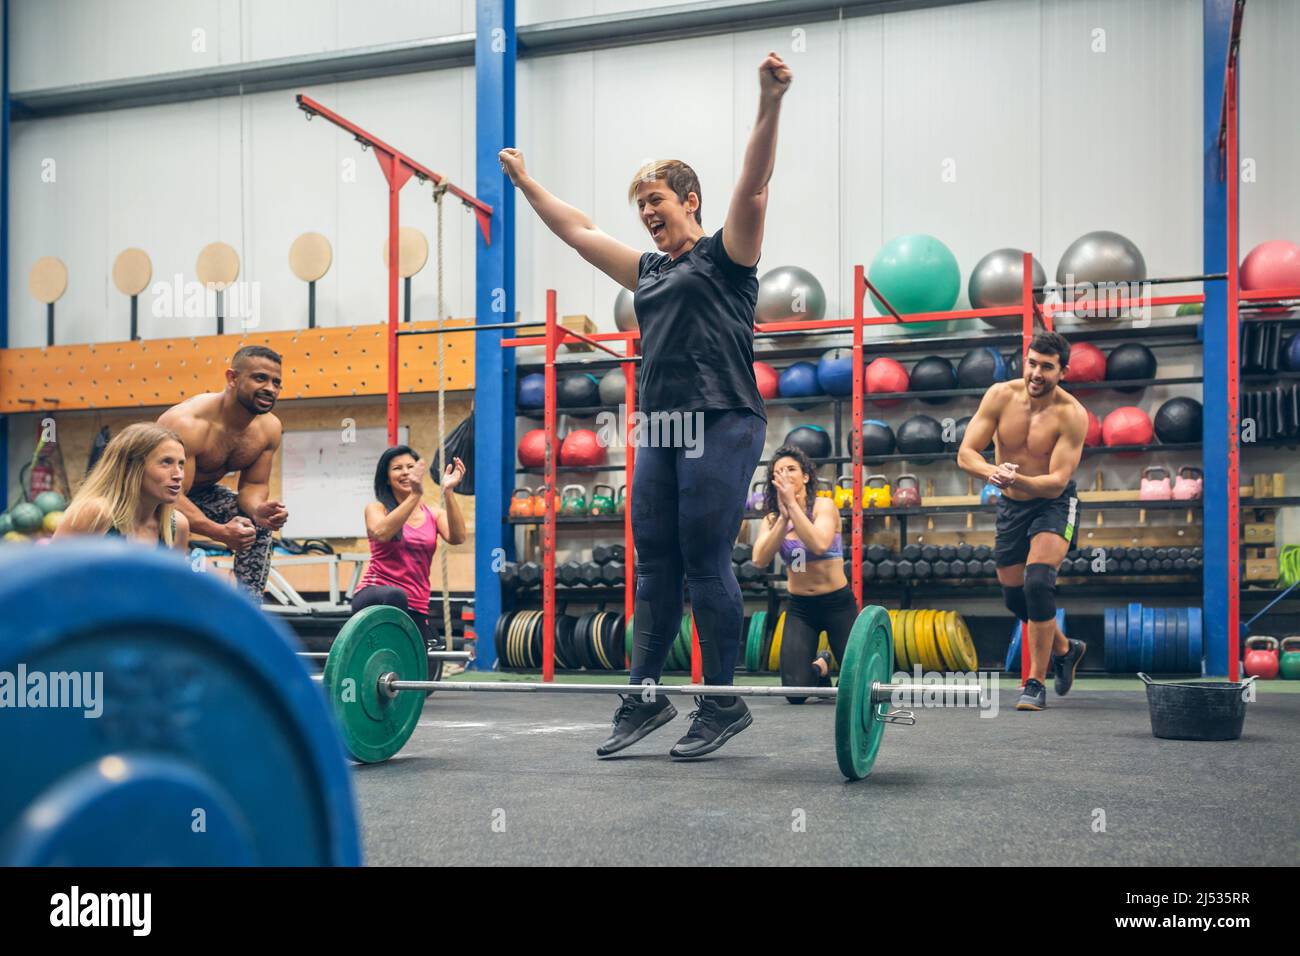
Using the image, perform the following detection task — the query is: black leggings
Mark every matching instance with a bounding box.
[351,585,434,647]
[778,585,858,689]
[629,409,767,685]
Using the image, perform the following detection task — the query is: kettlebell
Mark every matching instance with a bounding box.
[863,474,892,509]
[509,487,533,518]
[1243,636,1280,680]
[816,479,834,501]
[980,483,1002,505]
[560,484,587,516]
[746,480,767,512]
[833,476,854,510]
[530,485,550,516]
[616,485,627,515]
[1173,466,1204,501]
[1140,466,1173,501]
[589,483,616,516]
[893,473,921,509]
[1280,637,1300,680]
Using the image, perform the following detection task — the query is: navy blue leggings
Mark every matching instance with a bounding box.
[629,409,766,685]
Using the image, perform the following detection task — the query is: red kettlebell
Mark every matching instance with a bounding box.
[1173,466,1203,500]
[1243,636,1281,680]
[893,473,922,508]
[1139,466,1172,501]
[559,429,607,467]
[518,429,549,468]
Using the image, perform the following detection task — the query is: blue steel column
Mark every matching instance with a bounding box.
[473,0,515,670]
[1,0,10,510]
[1202,0,1232,677]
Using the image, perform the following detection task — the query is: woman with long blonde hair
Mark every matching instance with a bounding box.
[55,422,190,551]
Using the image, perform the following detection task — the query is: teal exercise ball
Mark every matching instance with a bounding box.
[868,234,960,335]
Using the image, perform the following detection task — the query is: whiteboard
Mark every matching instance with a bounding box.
[280,426,409,538]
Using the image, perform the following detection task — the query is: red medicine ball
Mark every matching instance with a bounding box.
[1102,406,1153,454]
[560,429,607,467]
[754,361,779,400]
[518,429,549,468]
[1066,342,1107,383]
[1084,409,1102,447]
[865,357,909,408]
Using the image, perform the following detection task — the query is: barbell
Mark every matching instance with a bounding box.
[317,603,986,780]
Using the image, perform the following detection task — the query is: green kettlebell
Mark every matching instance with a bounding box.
[589,483,615,516]
[560,484,587,516]
[1281,637,1300,680]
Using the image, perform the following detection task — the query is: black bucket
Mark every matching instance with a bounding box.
[1138,673,1253,741]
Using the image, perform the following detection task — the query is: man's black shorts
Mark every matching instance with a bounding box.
[994,480,1080,567]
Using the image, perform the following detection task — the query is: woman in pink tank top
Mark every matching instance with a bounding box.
[352,445,467,669]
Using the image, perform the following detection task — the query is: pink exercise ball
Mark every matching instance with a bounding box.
[1241,240,1300,314]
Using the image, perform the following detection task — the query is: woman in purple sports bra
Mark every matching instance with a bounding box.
[354,445,467,675]
[749,445,856,693]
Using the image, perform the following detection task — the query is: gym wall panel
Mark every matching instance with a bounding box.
[1238,0,1300,249]
[9,0,472,92]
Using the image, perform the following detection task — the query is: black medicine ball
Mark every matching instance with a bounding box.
[861,420,896,457]
[783,425,833,460]
[956,347,1008,389]
[558,373,600,408]
[910,356,958,404]
[1153,397,1202,444]
[1105,344,1157,394]
[896,415,946,458]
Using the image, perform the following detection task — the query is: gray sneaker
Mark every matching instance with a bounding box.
[1016,678,1047,711]
[1053,639,1087,697]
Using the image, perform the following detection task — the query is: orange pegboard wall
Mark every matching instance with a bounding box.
[0,320,475,413]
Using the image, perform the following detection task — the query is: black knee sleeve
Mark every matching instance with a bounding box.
[1023,563,1058,622]
[1002,585,1029,622]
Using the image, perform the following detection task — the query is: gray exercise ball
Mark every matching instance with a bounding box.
[614,288,638,331]
[1055,230,1147,322]
[968,248,1046,329]
[756,265,827,324]
[598,368,627,406]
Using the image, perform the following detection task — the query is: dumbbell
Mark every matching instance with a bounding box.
[981,558,998,576]
[1118,559,1134,573]
[939,546,957,562]
[738,561,766,584]
[896,559,915,579]
[1132,558,1149,573]
[973,545,992,562]
[913,559,932,579]
[933,559,951,578]
[732,543,753,565]
[1140,547,1156,560]
[1066,548,1079,561]
[876,558,897,581]
[956,543,973,562]
[594,543,626,565]
[1173,557,1188,572]
[861,560,877,581]
[518,562,542,587]
[1187,557,1202,572]
[602,560,626,584]
[952,559,970,578]
[499,561,518,586]
[559,560,583,587]
[920,545,939,562]
[1191,546,1203,559]
[1111,546,1128,561]
[1154,548,1169,561]
[579,561,604,586]
[901,544,922,562]
[867,544,890,564]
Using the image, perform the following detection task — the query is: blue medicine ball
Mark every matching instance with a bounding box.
[817,349,854,396]
[518,373,545,409]
[779,361,821,398]
[1285,335,1300,372]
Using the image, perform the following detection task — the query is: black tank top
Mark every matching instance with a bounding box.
[634,228,766,420]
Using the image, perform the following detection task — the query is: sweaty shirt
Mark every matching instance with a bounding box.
[634,228,766,420]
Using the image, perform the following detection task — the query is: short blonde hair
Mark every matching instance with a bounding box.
[627,160,703,225]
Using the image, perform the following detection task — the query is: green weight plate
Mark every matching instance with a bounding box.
[324,605,426,764]
[747,611,767,673]
[835,605,894,781]
[626,614,634,668]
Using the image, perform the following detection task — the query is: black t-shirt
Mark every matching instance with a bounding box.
[634,228,766,420]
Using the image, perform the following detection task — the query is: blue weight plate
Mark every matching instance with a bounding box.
[1140,608,1155,672]
[1006,620,1021,671]
[1180,606,1190,671]
[1114,607,1127,671]
[1127,603,1142,674]
[1104,608,1116,672]
[0,542,362,866]
[1188,607,1203,675]
[1153,608,1167,673]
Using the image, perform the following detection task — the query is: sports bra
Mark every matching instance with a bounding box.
[778,528,843,564]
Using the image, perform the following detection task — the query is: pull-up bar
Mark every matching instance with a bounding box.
[296,93,494,445]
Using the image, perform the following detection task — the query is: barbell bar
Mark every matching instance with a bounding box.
[298,650,471,661]
[320,604,991,780]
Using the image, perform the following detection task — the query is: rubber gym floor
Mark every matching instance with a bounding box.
[352,676,1300,866]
